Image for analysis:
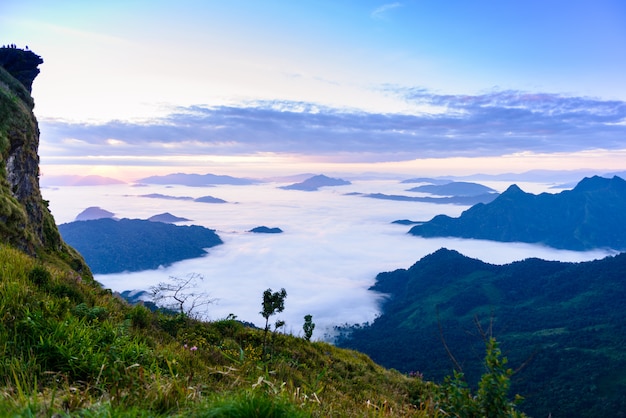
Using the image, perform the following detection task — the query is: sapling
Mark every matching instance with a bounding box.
[260,288,287,355]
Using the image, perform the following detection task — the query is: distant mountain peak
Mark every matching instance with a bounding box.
[310,174,335,181]
[58,218,222,274]
[423,247,461,259]
[502,183,524,194]
[248,226,283,234]
[147,212,191,223]
[407,181,497,197]
[75,206,115,221]
[574,175,626,192]
[280,174,351,191]
[409,175,626,251]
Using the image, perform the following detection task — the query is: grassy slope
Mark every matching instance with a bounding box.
[0,244,440,417]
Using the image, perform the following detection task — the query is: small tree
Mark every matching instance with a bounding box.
[260,287,287,355]
[438,330,525,417]
[439,337,525,417]
[303,314,315,341]
[151,273,214,318]
[476,337,523,417]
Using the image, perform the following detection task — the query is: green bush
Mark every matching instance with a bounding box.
[212,317,245,338]
[199,392,310,418]
[50,282,85,304]
[27,265,51,287]
[72,302,108,321]
[127,304,152,329]
[438,337,525,418]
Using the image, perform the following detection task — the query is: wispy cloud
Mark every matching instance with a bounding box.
[371,2,403,20]
[39,89,626,164]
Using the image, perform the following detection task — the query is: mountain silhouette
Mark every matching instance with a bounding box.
[59,218,222,274]
[409,176,626,251]
[280,174,351,191]
[337,248,626,417]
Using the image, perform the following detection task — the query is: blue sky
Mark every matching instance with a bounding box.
[3,0,626,178]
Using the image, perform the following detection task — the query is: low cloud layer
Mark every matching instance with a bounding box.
[39,89,626,165]
[45,181,615,338]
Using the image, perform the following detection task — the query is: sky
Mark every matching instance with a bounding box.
[3,0,626,179]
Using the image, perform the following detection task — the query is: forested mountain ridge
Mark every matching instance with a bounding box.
[337,248,626,417]
[409,175,626,250]
[59,218,223,274]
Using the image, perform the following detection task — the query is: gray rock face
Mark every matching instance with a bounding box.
[0,47,89,273]
[0,48,49,254]
[0,46,43,92]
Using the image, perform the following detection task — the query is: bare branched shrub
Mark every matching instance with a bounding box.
[151,273,215,318]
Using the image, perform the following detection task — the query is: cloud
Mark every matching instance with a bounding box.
[54,181,613,339]
[371,2,403,20]
[39,89,626,164]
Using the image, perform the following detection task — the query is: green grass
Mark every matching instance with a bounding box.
[0,244,436,416]
[0,240,525,417]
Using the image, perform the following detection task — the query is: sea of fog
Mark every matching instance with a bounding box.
[42,179,614,339]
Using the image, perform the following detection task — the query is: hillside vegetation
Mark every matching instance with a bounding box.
[0,244,529,417]
[337,248,626,417]
[0,244,409,416]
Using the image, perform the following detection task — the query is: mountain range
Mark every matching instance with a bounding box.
[409,175,626,251]
[406,181,497,196]
[137,172,256,186]
[59,218,223,274]
[279,174,351,191]
[400,177,452,184]
[365,192,499,205]
[336,248,626,417]
[138,193,227,203]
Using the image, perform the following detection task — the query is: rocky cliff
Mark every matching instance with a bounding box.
[0,46,89,273]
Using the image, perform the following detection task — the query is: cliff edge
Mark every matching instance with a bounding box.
[0,46,89,274]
